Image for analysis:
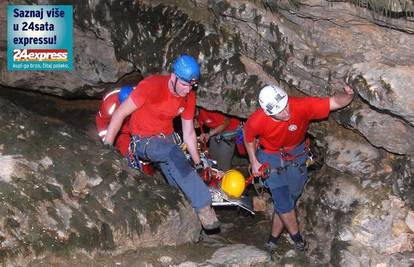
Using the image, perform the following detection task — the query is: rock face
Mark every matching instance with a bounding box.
[305,122,414,265]
[0,96,200,266]
[1,0,414,152]
[0,0,414,265]
[301,166,414,266]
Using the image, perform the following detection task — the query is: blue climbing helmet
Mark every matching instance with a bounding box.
[172,54,200,83]
[118,86,134,103]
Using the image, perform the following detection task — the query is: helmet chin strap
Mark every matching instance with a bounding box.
[173,76,179,95]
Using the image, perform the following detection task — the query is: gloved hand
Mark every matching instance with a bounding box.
[103,140,116,152]
[195,163,204,175]
[199,133,209,143]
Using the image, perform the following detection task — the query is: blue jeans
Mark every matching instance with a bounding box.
[132,134,211,212]
[257,142,308,214]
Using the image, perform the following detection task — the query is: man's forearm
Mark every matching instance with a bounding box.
[105,98,137,144]
[245,141,258,165]
[209,124,226,137]
[209,118,230,137]
[184,132,201,164]
[104,112,124,144]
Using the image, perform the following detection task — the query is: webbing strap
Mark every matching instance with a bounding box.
[270,163,307,174]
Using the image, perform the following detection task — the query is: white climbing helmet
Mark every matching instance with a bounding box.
[258,85,288,116]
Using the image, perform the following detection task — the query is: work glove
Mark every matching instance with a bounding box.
[195,163,204,175]
[103,140,116,152]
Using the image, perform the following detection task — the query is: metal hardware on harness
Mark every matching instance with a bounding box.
[136,133,169,160]
[129,135,157,165]
[278,139,311,161]
[128,136,141,170]
[156,133,166,139]
[306,151,315,167]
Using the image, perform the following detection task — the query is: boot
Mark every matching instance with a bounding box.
[293,239,308,252]
[290,232,308,252]
[264,234,279,254]
[264,240,278,254]
[197,206,220,230]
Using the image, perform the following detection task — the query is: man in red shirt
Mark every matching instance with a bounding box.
[104,55,220,230]
[197,108,240,171]
[244,84,354,252]
[96,86,133,156]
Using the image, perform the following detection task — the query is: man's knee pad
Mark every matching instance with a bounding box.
[271,186,295,214]
[168,146,193,177]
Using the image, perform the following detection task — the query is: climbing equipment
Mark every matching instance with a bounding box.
[245,162,271,185]
[172,54,200,90]
[182,137,254,214]
[127,136,154,175]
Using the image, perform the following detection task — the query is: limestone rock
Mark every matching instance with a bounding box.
[0,96,200,265]
[324,128,385,180]
[339,242,414,267]
[335,103,414,155]
[175,244,269,267]
[406,211,414,233]
[206,244,269,266]
[301,166,414,265]
[350,63,414,126]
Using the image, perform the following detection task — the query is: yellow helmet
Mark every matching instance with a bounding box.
[221,169,245,198]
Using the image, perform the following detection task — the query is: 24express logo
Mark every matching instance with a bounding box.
[13,49,68,62]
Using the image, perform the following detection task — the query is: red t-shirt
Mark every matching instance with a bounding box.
[244,97,330,151]
[197,109,240,132]
[95,89,131,156]
[129,74,196,136]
